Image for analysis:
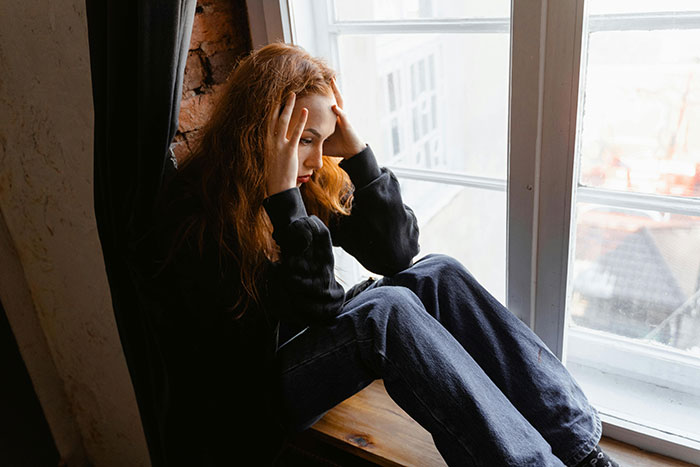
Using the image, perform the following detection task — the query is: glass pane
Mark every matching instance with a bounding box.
[337,33,509,179]
[578,29,700,198]
[334,181,507,306]
[334,0,509,21]
[401,180,507,304]
[570,204,700,352]
[391,119,400,155]
[567,203,700,440]
[387,73,397,111]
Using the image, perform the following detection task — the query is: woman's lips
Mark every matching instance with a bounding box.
[297,175,311,183]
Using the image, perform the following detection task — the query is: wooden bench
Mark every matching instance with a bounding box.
[286,380,693,467]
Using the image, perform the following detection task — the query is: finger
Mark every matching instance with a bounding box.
[278,92,296,136]
[268,101,281,137]
[290,108,308,144]
[331,77,344,109]
[332,104,347,125]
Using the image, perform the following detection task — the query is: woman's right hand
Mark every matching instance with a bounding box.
[266,92,308,196]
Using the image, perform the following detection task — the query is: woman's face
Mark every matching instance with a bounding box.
[286,92,337,186]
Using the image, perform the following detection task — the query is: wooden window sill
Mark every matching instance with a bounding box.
[297,380,694,466]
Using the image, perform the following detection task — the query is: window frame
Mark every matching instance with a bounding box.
[246,0,700,462]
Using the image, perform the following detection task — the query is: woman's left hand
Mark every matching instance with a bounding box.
[323,77,366,159]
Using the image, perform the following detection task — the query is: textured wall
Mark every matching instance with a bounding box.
[0,1,149,466]
[0,0,252,466]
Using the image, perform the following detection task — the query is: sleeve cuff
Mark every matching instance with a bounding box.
[338,145,381,189]
[263,187,308,232]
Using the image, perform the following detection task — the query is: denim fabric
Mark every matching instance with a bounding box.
[276,254,601,466]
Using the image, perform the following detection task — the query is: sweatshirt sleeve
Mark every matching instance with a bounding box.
[330,146,420,276]
[263,187,346,325]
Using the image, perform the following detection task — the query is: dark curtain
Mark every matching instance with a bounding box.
[85,1,196,466]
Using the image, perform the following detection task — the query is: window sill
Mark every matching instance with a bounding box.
[566,327,700,463]
[303,379,697,466]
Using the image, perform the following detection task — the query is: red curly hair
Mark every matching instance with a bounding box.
[174,43,353,316]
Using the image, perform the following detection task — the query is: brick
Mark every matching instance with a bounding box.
[183,129,202,148]
[200,0,234,16]
[182,52,205,92]
[177,84,224,133]
[181,89,197,100]
[172,129,203,164]
[189,6,235,49]
[171,139,191,163]
[179,93,214,133]
[200,39,234,56]
[207,49,237,84]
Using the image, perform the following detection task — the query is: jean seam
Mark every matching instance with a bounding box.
[561,411,602,466]
[281,338,359,376]
[375,350,477,465]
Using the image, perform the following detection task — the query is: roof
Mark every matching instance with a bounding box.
[574,224,700,310]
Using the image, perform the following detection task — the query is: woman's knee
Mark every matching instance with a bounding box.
[341,286,428,370]
[360,285,421,308]
[417,253,464,269]
[349,286,424,326]
[408,253,475,284]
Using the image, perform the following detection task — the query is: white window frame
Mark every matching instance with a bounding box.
[246,1,700,462]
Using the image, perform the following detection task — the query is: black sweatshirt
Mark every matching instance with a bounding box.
[139,146,420,465]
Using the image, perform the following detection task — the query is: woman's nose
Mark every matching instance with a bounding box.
[306,145,323,170]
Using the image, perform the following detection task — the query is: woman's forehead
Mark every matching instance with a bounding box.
[295,93,337,135]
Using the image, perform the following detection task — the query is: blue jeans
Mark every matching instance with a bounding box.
[276,254,601,466]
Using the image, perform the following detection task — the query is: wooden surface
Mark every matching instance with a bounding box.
[311,380,446,466]
[311,380,695,467]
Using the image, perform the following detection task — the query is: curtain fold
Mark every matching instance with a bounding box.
[85,2,196,465]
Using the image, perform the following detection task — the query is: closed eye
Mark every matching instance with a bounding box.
[300,138,313,145]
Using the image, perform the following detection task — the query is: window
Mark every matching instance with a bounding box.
[247,0,700,462]
[566,0,700,456]
[283,0,512,301]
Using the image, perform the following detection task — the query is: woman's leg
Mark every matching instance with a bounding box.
[277,285,565,466]
[377,253,602,466]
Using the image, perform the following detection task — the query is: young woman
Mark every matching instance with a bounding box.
[141,42,618,466]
